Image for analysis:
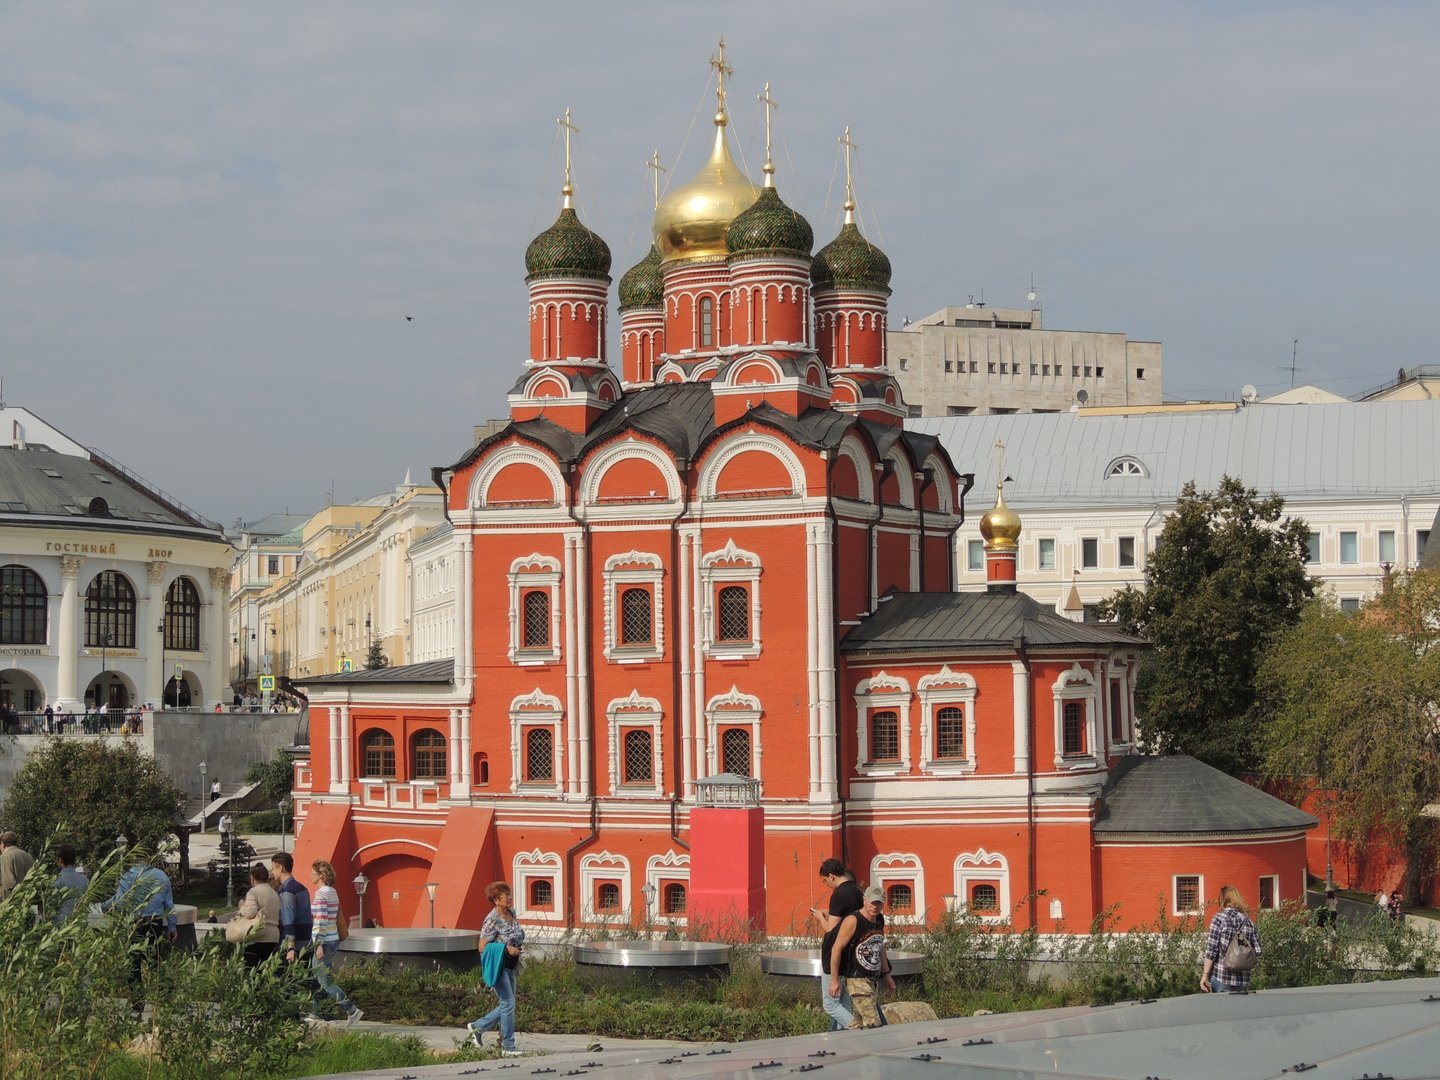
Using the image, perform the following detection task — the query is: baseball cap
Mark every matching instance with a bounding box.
[863,885,884,904]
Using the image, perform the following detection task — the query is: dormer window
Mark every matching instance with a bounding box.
[1106,457,1146,479]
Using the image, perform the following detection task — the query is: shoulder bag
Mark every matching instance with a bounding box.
[1223,917,1258,972]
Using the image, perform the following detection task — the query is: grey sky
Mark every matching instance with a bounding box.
[3,2,1436,523]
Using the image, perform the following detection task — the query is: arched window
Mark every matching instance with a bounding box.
[663,882,687,915]
[474,752,490,786]
[935,706,965,759]
[970,883,999,912]
[597,882,621,912]
[721,727,751,776]
[164,577,201,651]
[529,879,554,909]
[412,729,447,780]
[622,728,653,784]
[361,729,397,778]
[1106,457,1146,479]
[870,710,899,763]
[0,565,47,645]
[716,585,750,643]
[85,571,135,648]
[1063,701,1086,756]
[620,587,652,645]
[522,590,550,648]
[699,297,714,347]
[525,727,554,782]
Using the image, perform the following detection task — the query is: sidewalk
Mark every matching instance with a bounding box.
[189,831,287,865]
[348,1020,709,1056]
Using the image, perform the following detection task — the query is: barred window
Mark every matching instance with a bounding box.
[85,570,136,648]
[721,727,751,776]
[887,883,914,913]
[870,710,899,762]
[970,884,998,912]
[361,729,397,778]
[522,590,550,648]
[529,879,553,909]
[935,706,965,759]
[622,728,653,784]
[1063,701,1086,756]
[164,577,201,651]
[411,729,447,779]
[525,727,554,782]
[620,587,652,645]
[1175,875,1201,914]
[597,882,621,912]
[0,565,47,645]
[663,882,687,915]
[716,586,750,642]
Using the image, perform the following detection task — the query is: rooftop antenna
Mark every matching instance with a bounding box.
[1028,273,1038,306]
[0,375,6,408]
[1279,338,1306,388]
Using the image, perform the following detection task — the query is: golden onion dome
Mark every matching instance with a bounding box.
[978,491,1022,550]
[652,115,760,265]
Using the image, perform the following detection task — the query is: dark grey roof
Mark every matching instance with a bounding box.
[1095,755,1317,835]
[1423,504,1440,569]
[841,591,1145,653]
[293,659,455,686]
[0,445,226,539]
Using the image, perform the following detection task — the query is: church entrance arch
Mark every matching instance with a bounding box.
[0,669,44,713]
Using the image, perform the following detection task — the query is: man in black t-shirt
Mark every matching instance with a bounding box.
[829,885,895,1028]
[812,858,863,1030]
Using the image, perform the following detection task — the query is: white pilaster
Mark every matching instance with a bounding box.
[55,556,82,710]
[144,562,167,706]
[576,527,592,799]
[678,529,695,797]
[1012,661,1030,773]
[208,567,229,708]
[564,531,579,797]
[815,519,838,800]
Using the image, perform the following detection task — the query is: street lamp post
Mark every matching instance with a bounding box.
[353,872,369,929]
[278,799,289,853]
[198,759,208,833]
[425,881,437,928]
[225,827,235,909]
[641,882,656,937]
[99,631,112,712]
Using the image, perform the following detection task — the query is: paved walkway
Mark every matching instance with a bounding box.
[349,1020,708,1055]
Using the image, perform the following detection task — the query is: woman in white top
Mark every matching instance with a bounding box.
[308,860,362,1022]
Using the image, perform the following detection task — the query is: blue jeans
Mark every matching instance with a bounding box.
[471,964,517,1050]
[822,977,854,1030]
[311,939,357,1016]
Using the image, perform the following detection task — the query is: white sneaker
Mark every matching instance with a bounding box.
[469,1026,485,1050]
[501,1047,523,1057]
[346,1007,364,1026]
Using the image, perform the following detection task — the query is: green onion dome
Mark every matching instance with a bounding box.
[618,244,663,310]
[725,186,814,260]
[525,207,612,283]
[810,222,892,294]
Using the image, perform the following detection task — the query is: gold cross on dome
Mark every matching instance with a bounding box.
[839,126,859,220]
[557,107,579,206]
[710,38,733,118]
[646,149,667,210]
[994,437,1007,498]
[758,81,778,184]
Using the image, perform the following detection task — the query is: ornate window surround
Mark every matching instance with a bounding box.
[870,852,925,926]
[578,850,632,922]
[602,551,664,660]
[1106,656,1133,750]
[854,671,912,774]
[953,848,1010,923]
[645,851,691,927]
[916,666,977,774]
[606,691,665,797]
[700,540,762,660]
[508,689,564,794]
[507,554,562,664]
[513,847,564,923]
[703,686,763,785]
[1052,663,1099,768]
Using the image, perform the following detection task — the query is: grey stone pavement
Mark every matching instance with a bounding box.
[350,1020,710,1056]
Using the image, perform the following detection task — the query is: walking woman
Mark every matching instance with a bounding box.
[308,860,363,1023]
[237,863,281,967]
[468,881,525,1056]
[1200,884,1262,993]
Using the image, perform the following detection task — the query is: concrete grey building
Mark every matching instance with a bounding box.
[889,304,1162,416]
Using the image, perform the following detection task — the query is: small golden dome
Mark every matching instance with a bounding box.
[979,491,1022,550]
[653,117,760,265]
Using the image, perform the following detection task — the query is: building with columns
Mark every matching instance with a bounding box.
[291,55,1312,935]
[0,405,232,713]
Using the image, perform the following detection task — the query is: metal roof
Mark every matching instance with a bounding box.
[1095,755,1317,835]
[841,591,1145,653]
[293,659,454,686]
[910,399,1440,507]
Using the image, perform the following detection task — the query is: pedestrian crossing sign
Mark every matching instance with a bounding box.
[258,675,276,691]
[339,658,353,673]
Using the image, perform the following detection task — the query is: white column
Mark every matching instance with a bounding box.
[575,527,592,800]
[209,568,229,708]
[815,519,838,800]
[806,524,820,800]
[328,706,344,793]
[1090,660,1104,756]
[564,531,579,798]
[1012,661,1030,773]
[678,529,694,798]
[145,562,167,706]
[457,531,473,684]
[690,531,706,788]
[55,556,83,710]
[458,705,472,794]
[339,704,353,788]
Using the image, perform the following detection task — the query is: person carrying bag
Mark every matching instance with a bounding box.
[1201,884,1262,993]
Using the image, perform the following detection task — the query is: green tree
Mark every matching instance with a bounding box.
[365,638,390,670]
[1097,476,1314,772]
[0,739,184,867]
[244,748,294,804]
[1259,571,1440,903]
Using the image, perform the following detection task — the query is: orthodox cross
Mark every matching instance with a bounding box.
[839,126,859,220]
[994,437,1007,499]
[758,82,778,185]
[710,38,732,118]
[557,107,579,206]
[646,150,666,210]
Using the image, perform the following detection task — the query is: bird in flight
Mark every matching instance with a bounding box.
[405,315,414,322]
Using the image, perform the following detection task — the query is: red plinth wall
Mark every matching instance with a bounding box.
[688,805,766,934]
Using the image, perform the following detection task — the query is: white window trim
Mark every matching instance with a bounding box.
[966,538,984,572]
[870,852,925,925]
[603,551,665,660]
[1038,537,1057,572]
[508,689,564,795]
[578,850,632,922]
[508,554,561,663]
[1173,873,1204,917]
[513,847,564,923]
[953,848,1010,924]
[854,671,912,774]
[704,686,763,788]
[607,691,665,796]
[916,666,977,774]
[1259,873,1281,911]
[700,540,762,660]
[645,851,690,927]
[1052,663,1099,768]
[1105,658,1133,751]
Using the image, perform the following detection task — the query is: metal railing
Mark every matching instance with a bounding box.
[85,445,226,534]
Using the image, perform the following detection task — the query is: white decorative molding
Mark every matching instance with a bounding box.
[1052,662,1100,767]
[606,692,665,796]
[870,851,925,925]
[854,671,912,774]
[953,848,1010,923]
[578,850,632,922]
[697,433,806,502]
[915,666,978,773]
[699,540,763,659]
[507,554,562,664]
[580,440,683,505]
[509,689,564,794]
[645,851,691,926]
[704,685,763,784]
[601,551,665,661]
[470,446,566,509]
[833,437,876,503]
[513,847,564,922]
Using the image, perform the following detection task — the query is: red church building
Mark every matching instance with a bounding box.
[292,59,1314,935]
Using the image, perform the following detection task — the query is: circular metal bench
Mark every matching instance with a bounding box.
[335,926,482,973]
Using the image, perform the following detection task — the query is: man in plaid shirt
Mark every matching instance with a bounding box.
[1201,884,1261,992]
